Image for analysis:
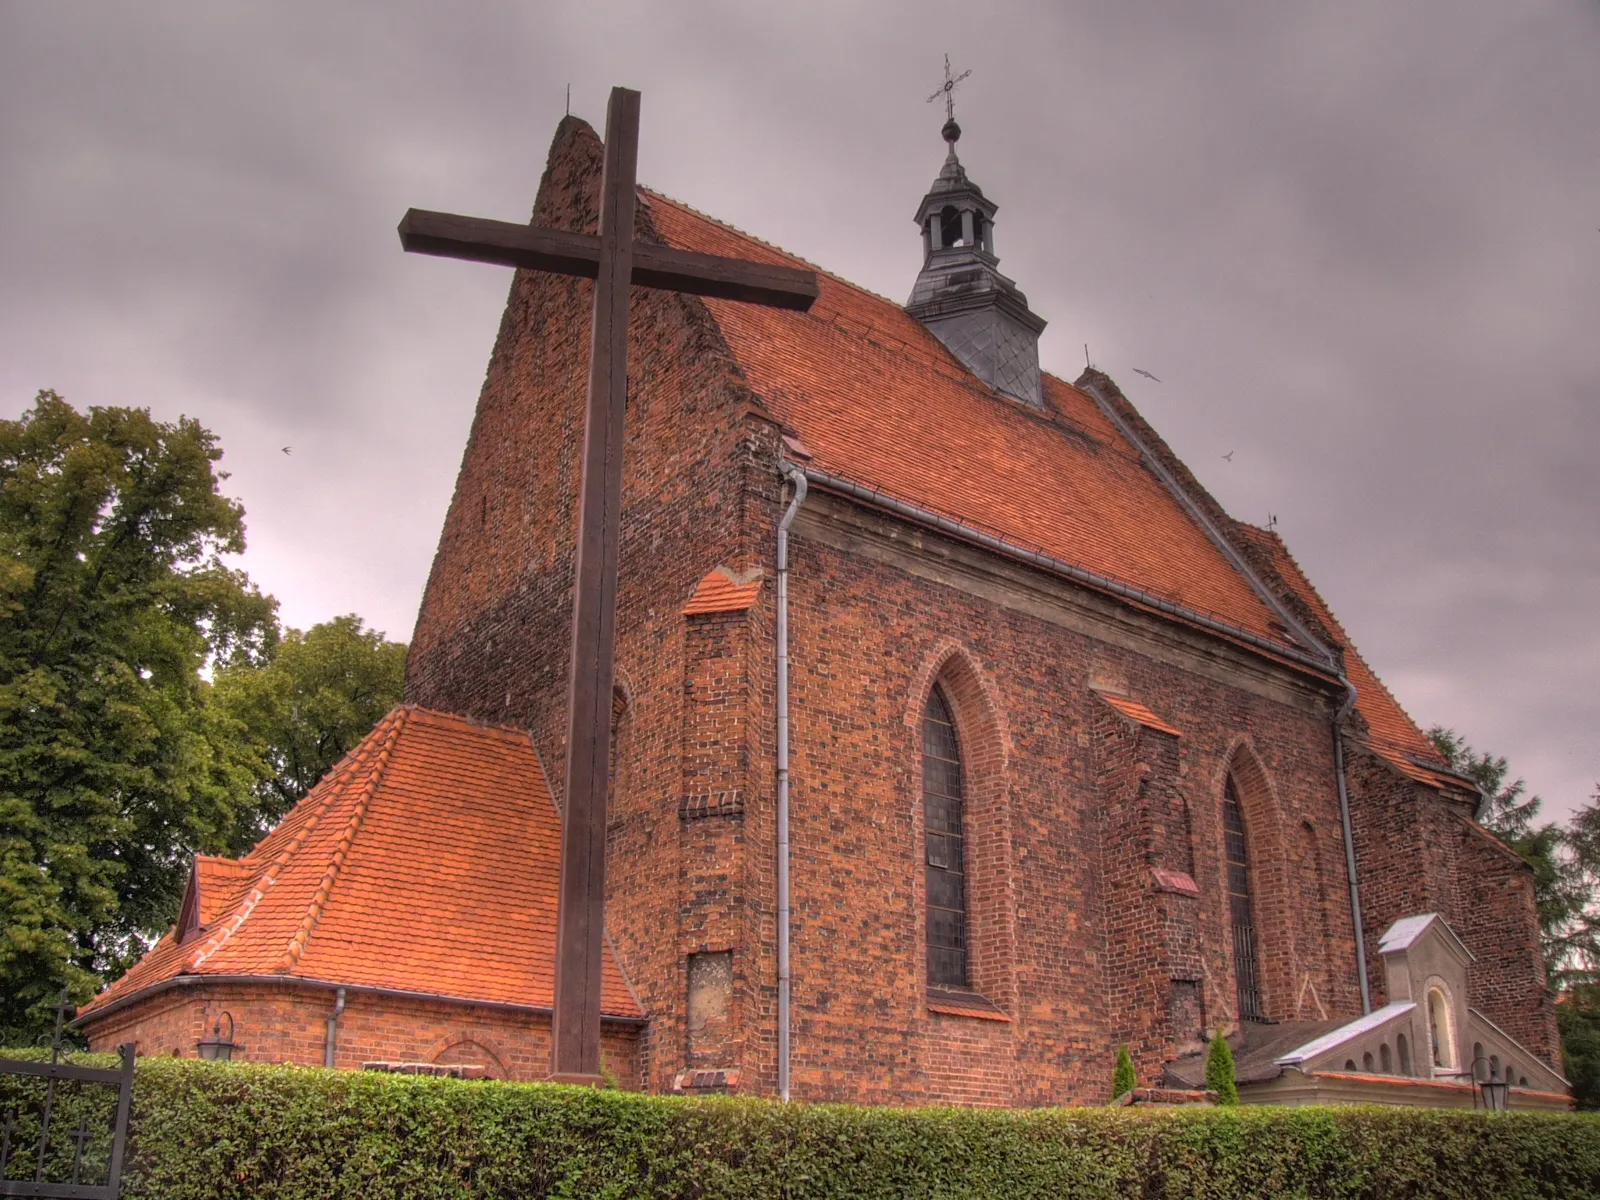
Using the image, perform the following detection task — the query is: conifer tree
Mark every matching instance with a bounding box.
[1111,1042,1136,1100]
[1205,1030,1238,1105]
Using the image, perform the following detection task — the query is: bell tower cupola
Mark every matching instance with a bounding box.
[906,61,1047,407]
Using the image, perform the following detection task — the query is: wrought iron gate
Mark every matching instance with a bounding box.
[0,994,134,1199]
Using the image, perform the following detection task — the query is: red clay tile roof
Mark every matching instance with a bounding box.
[926,991,1013,1022]
[80,706,641,1021]
[645,192,1293,650]
[1096,693,1183,738]
[681,568,763,615]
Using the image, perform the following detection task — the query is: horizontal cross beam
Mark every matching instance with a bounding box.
[399,208,818,312]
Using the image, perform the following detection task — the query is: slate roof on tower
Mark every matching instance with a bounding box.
[79,705,641,1021]
[636,183,1456,783]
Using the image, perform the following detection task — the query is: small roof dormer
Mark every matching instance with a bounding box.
[905,112,1046,407]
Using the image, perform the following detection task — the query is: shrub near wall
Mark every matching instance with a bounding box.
[6,1056,1600,1200]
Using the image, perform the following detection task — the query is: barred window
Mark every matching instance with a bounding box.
[1223,776,1262,1021]
[923,684,968,989]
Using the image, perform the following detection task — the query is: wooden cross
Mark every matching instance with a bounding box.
[400,86,817,1083]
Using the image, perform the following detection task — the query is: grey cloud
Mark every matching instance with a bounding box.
[1,0,1595,818]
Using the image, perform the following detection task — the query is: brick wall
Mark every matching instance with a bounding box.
[81,983,640,1086]
[764,497,1369,1105]
[1345,744,1558,1066]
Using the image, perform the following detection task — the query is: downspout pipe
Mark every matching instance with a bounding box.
[324,986,346,1068]
[776,461,807,1102]
[1333,679,1372,1014]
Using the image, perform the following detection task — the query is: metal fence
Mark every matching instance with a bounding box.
[1,994,134,1200]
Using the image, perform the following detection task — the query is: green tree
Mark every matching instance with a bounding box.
[1564,788,1600,986]
[0,392,276,1040]
[1427,728,1598,985]
[1110,1042,1135,1101]
[1560,983,1600,1111]
[1205,1030,1238,1105]
[211,615,406,844]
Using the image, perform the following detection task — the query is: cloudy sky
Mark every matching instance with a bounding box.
[2,2,1596,820]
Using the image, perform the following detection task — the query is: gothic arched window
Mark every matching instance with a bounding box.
[1223,775,1262,1020]
[923,683,968,989]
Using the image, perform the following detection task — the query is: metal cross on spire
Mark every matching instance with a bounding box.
[927,54,971,123]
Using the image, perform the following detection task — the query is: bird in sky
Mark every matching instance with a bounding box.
[281,446,292,455]
[1132,368,1161,383]
[1222,451,1234,462]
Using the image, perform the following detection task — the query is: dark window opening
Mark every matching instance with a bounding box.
[923,683,968,989]
[939,205,964,249]
[1224,775,1263,1021]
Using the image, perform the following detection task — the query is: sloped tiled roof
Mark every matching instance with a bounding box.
[644,192,1292,649]
[1095,693,1183,738]
[681,568,763,615]
[80,706,640,1021]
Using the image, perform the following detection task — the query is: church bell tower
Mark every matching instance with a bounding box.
[906,111,1047,407]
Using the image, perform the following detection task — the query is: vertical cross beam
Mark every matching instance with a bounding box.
[549,86,640,1083]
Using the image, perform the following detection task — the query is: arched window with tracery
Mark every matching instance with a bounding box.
[1223,775,1263,1020]
[923,683,969,989]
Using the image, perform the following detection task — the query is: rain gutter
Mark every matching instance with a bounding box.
[71,974,649,1030]
[799,467,1337,678]
[775,460,807,1102]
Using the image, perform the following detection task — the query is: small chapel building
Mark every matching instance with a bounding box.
[82,111,1567,1108]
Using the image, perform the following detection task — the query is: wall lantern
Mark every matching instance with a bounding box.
[1471,1057,1510,1111]
[196,1011,239,1062]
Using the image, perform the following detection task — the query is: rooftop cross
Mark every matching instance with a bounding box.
[926,54,971,140]
[399,87,817,1086]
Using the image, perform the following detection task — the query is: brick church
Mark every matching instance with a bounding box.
[82,110,1567,1107]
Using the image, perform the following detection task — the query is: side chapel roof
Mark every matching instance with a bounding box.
[638,182,1453,782]
[79,705,641,1022]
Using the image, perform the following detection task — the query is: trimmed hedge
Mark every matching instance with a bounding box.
[5,1054,1600,1199]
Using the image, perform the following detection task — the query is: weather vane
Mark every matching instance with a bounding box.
[927,54,971,142]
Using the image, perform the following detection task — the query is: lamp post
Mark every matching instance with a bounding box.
[1470,1056,1510,1111]
[196,1012,239,1062]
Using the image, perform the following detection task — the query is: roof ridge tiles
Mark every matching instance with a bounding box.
[398,702,536,743]
[281,706,412,970]
[186,708,402,971]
